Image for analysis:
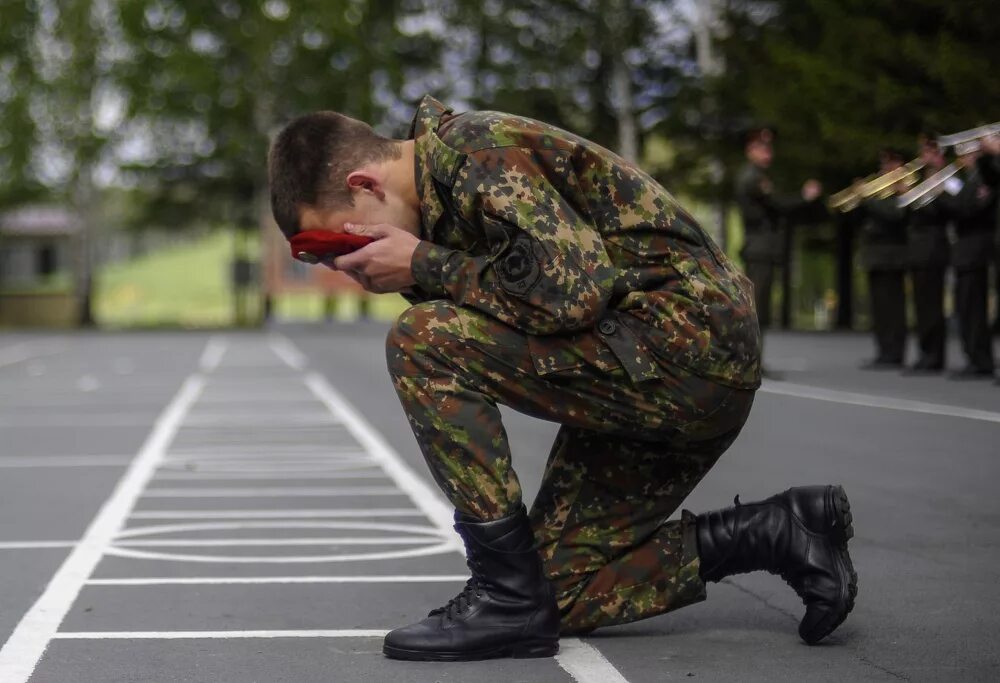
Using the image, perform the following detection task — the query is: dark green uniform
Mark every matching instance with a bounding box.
[978,153,1000,335]
[734,163,819,328]
[390,96,760,633]
[906,180,950,368]
[857,196,909,365]
[939,164,997,373]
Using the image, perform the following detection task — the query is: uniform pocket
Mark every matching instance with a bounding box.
[526,330,622,376]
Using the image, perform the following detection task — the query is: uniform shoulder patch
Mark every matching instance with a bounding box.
[495,231,545,297]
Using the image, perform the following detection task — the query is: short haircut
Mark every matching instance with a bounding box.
[267,112,400,238]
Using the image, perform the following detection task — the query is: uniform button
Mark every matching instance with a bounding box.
[598,318,617,335]
[296,251,319,264]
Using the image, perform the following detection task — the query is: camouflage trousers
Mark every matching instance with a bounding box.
[386,300,756,634]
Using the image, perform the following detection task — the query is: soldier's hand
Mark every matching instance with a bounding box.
[982,133,1000,156]
[332,223,419,294]
[802,179,822,201]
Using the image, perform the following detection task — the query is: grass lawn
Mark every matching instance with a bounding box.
[96,230,408,328]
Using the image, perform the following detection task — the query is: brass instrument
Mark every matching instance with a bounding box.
[827,159,924,213]
[896,121,1000,209]
[936,122,1000,149]
[897,163,960,209]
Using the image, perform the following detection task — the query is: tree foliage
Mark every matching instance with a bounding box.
[1,0,997,221]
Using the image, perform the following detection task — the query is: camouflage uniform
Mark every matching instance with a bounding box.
[387,96,761,633]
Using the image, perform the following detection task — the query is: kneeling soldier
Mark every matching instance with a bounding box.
[267,97,858,661]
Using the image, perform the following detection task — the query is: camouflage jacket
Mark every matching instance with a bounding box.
[407,96,760,390]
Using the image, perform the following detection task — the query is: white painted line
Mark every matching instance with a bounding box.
[113,521,446,541]
[556,639,630,683]
[0,374,204,683]
[0,455,132,469]
[304,373,458,541]
[142,486,404,498]
[182,415,341,426]
[198,337,228,372]
[167,444,365,454]
[760,379,1000,424]
[157,462,377,474]
[268,335,307,370]
[104,540,454,563]
[115,537,445,547]
[0,341,64,369]
[152,470,386,481]
[0,416,161,428]
[0,541,77,550]
[128,509,423,520]
[162,450,370,461]
[86,575,468,586]
[106,520,451,563]
[53,629,388,640]
[195,395,319,403]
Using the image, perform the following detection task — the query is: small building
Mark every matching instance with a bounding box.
[0,204,83,327]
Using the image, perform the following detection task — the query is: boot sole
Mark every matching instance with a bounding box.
[383,638,559,661]
[803,485,858,645]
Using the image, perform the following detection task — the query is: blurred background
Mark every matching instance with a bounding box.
[0,0,997,331]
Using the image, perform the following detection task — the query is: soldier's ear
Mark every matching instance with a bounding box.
[346,171,385,201]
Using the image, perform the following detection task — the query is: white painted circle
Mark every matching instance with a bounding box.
[108,520,457,563]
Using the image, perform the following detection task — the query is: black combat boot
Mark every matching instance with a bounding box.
[382,505,560,661]
[695,485,858,645]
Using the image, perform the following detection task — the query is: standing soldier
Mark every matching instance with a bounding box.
[939,142,997,379]
[268,97,858,661]
[979,134,1000,343]
[905,137,950,373]
[857,149,910,369]
[734,127,823,339]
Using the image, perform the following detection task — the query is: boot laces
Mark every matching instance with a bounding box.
[428,556,486,620]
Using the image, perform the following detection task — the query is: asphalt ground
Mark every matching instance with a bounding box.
[0,325,998,682]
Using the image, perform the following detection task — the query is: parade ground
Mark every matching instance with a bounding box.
[0,325,998,682]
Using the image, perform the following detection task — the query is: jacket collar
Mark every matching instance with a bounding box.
[409,95,466,239]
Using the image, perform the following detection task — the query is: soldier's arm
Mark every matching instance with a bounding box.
[862,196,906,222]
[410,147,615,335]
[937,176,992,219]
[977,153,1000,188]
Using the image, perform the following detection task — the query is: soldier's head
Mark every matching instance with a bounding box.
[745,127,775,168]
[917,134,945,169]
[877,147,905,174]
[268,112,420,241]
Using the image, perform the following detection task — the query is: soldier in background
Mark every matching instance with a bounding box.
[938,141,996,379]
[858,149,910,369]
[979,134,1000,342]
[734,127,823,338]
[904,137,950,373]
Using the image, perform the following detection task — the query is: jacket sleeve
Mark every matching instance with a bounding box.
[977,153,1000,189]
[737,168,824,225]
[735,169,771,227]
[863,196,906,222]
[938,174,994,219]
[410,147,616,335]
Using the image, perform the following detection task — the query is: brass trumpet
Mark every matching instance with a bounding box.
[897,163,960,209]
[936,122,1000,149]
[828,159,925,213]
